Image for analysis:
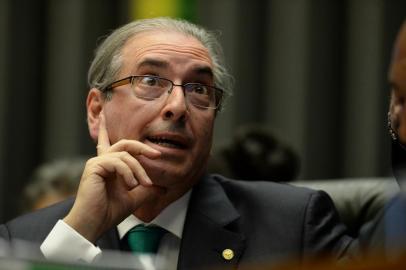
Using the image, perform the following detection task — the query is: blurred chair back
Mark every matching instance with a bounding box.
[292,177,399,237]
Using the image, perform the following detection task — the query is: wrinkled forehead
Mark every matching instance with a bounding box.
[393,22,406,61]
[120,30,213,65]
[116,31,213,76]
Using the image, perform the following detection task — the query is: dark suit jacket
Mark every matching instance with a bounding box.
[0,174,352,269]
[357,193,406,257]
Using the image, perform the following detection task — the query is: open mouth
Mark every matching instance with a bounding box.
[147,136,187,149]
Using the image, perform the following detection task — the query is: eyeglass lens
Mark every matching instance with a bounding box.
[132,76,218,109]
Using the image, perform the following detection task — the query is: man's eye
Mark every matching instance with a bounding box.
[193,85,209,94]
[141,76,159,86]
[397,96,405,105]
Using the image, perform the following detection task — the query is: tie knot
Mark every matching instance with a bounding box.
[125,224,167,254]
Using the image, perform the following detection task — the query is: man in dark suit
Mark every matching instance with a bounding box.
[356,20,406,259]
[0,17,352,269]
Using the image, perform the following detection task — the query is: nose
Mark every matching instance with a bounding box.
[160,85,188,122]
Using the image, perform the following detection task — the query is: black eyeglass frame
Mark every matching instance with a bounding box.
[102,75,224,110]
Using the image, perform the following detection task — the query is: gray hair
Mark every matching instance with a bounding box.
[88,17,233,110]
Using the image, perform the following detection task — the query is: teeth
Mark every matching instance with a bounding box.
[149,137,184,149]
[157,141,178,148]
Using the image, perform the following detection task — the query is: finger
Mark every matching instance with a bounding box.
[96,156,139,189]
[109,139,161,159]
[113,158,140,189]
[121,152,153,186]
[97,110,110,155]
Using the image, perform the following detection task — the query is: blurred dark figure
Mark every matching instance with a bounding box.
[208,125,300,181]
[356,20,406,259]
[21,158,86,212]
[391,140,406,184]
[388,18,406,184]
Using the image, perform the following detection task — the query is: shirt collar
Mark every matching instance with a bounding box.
[117,190,192,239]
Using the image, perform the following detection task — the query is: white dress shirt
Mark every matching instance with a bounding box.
[40,190,192,269]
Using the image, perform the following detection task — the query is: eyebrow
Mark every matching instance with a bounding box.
[136,58,214,79]
[389,82,398,91]
[194,65,214,78]
[137,58,169,69]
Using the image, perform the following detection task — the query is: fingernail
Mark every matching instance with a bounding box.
[149,148,161,154]
[145,176,153,185]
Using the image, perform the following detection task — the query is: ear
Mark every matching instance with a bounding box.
[87,88,105,141]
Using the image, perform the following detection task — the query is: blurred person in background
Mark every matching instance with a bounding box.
[389,18,406,186]
[208,124,300,182]
[357,19,406,259]
[21,158,85,212]
[0,17,351,269]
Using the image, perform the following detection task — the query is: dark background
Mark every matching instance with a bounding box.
[0,0,405,221]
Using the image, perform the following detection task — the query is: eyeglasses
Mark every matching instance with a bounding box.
[104,75,224,110]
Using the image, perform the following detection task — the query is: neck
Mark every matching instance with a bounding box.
[133,169,205,222]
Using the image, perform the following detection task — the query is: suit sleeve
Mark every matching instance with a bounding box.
[302,190,353,259]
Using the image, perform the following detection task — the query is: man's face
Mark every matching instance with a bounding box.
[91,31,216,190]
[389,22,406,143]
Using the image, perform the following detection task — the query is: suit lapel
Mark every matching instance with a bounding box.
[178,175,246,270]
[96,228,121,250]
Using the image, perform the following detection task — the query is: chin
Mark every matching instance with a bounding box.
[138,156,187,186]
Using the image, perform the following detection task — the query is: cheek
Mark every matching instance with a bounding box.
[192,114,215,150]
[104,101,160,142]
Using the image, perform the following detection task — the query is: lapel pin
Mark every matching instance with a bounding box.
[222,248,234,261]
